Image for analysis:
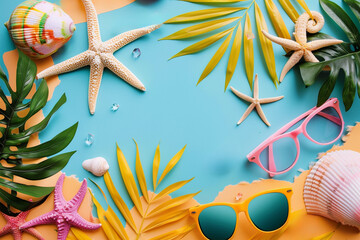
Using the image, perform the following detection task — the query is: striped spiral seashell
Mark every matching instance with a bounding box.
[5,0,76,59]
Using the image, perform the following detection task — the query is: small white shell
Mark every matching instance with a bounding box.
[303,150,360,229]
[82,157,109,177]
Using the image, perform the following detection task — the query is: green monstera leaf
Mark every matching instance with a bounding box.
[299,0,360,111]
[0,50,77,215]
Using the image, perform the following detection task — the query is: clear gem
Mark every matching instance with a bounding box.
[111,103,120,112]
[85,134,94,146]
[132,48,141,58]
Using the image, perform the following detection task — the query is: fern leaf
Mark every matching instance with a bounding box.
[244,13,254,89]
[116,144,144,216]
[134,139,149,203]
[157,145,186,186]
[164,7,244,23]
[152,144,161,191]
[198,32,233,85]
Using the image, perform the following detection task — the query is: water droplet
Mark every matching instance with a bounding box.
[132,48,141,58]
[111,103,120,112]
[85,134,94,146]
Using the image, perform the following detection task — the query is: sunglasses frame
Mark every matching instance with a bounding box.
[189,188,293,240]
[247,98,344,176]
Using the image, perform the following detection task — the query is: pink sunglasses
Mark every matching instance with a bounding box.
[247,98,344,176]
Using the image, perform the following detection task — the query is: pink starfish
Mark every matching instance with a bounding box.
[0,211,44,240]
[20,174,101,240]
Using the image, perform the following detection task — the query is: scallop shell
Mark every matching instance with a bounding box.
[82,157,109,177]
[5,0,75,59]
[303,150,360,229]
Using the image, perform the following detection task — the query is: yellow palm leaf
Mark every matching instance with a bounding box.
[254,2,278,86]
[105,207,129,240]
[143,209,189,232]
[66,233,77,240]
[197,32,233,85]
[103,172,137,232]
[296,0,313,19]
[264,0,291,52]
[148,191,200,218]
[152,144,161,191]
[169,27,235,60]
[157,145,187,186]
[311,231,335,240]
[148,224,196,240]
[164,7,245,23]
[152,178,194,202]
[278,0,299,23]
[161,17,240,40]
[70,229,92,240]
[225,23,242,91]
[90,191,120,240]
[134,139,149,203]
[244,13,254,89]
[117,144,144,216]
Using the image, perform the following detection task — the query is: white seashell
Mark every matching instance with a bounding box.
[303,150,360,229]
[82,157,109,177]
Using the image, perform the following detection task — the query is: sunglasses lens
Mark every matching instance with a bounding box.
[306,106,342,144]
[198,205,237,240]
[259,137,298,173]
[248,192,289,232]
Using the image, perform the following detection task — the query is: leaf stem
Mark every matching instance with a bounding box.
[135,194,154,240]
[240,0,256,20]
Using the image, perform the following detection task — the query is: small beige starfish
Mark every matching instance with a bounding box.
[37,0,160,114]
[262,11,343,82]
[230,74,284,126]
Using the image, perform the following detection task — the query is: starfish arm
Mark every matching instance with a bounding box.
[255,104,271,126]
[81,0,102,50]
[57,222,70,240]
[20,211,56,230]
[67,179,88,212]
[37,51,90,79]
[262,31,301,51]
[237,103,256,125]
[88,58,104,115]
[66,213,101,230]
[103,24,161,53]
[54,174,67,210]
[307,39,343,51]
[12,229,22,240]
[303,50,319,63]
[253,74,259,99]
[230,87,254,103]
[0,224,11,237]
[23,227,45,240]
[260,96,284,104]
[103,54,146,91]
[280,50,304,82]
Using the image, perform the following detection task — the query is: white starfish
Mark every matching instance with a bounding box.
[262,11,343,82]
[36,0,160,114]
[230,74,284,126]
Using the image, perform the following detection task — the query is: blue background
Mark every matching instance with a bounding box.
[0,0,358,220]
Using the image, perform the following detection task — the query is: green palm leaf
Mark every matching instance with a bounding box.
[299,0,360,111]
[0,50,77,215]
